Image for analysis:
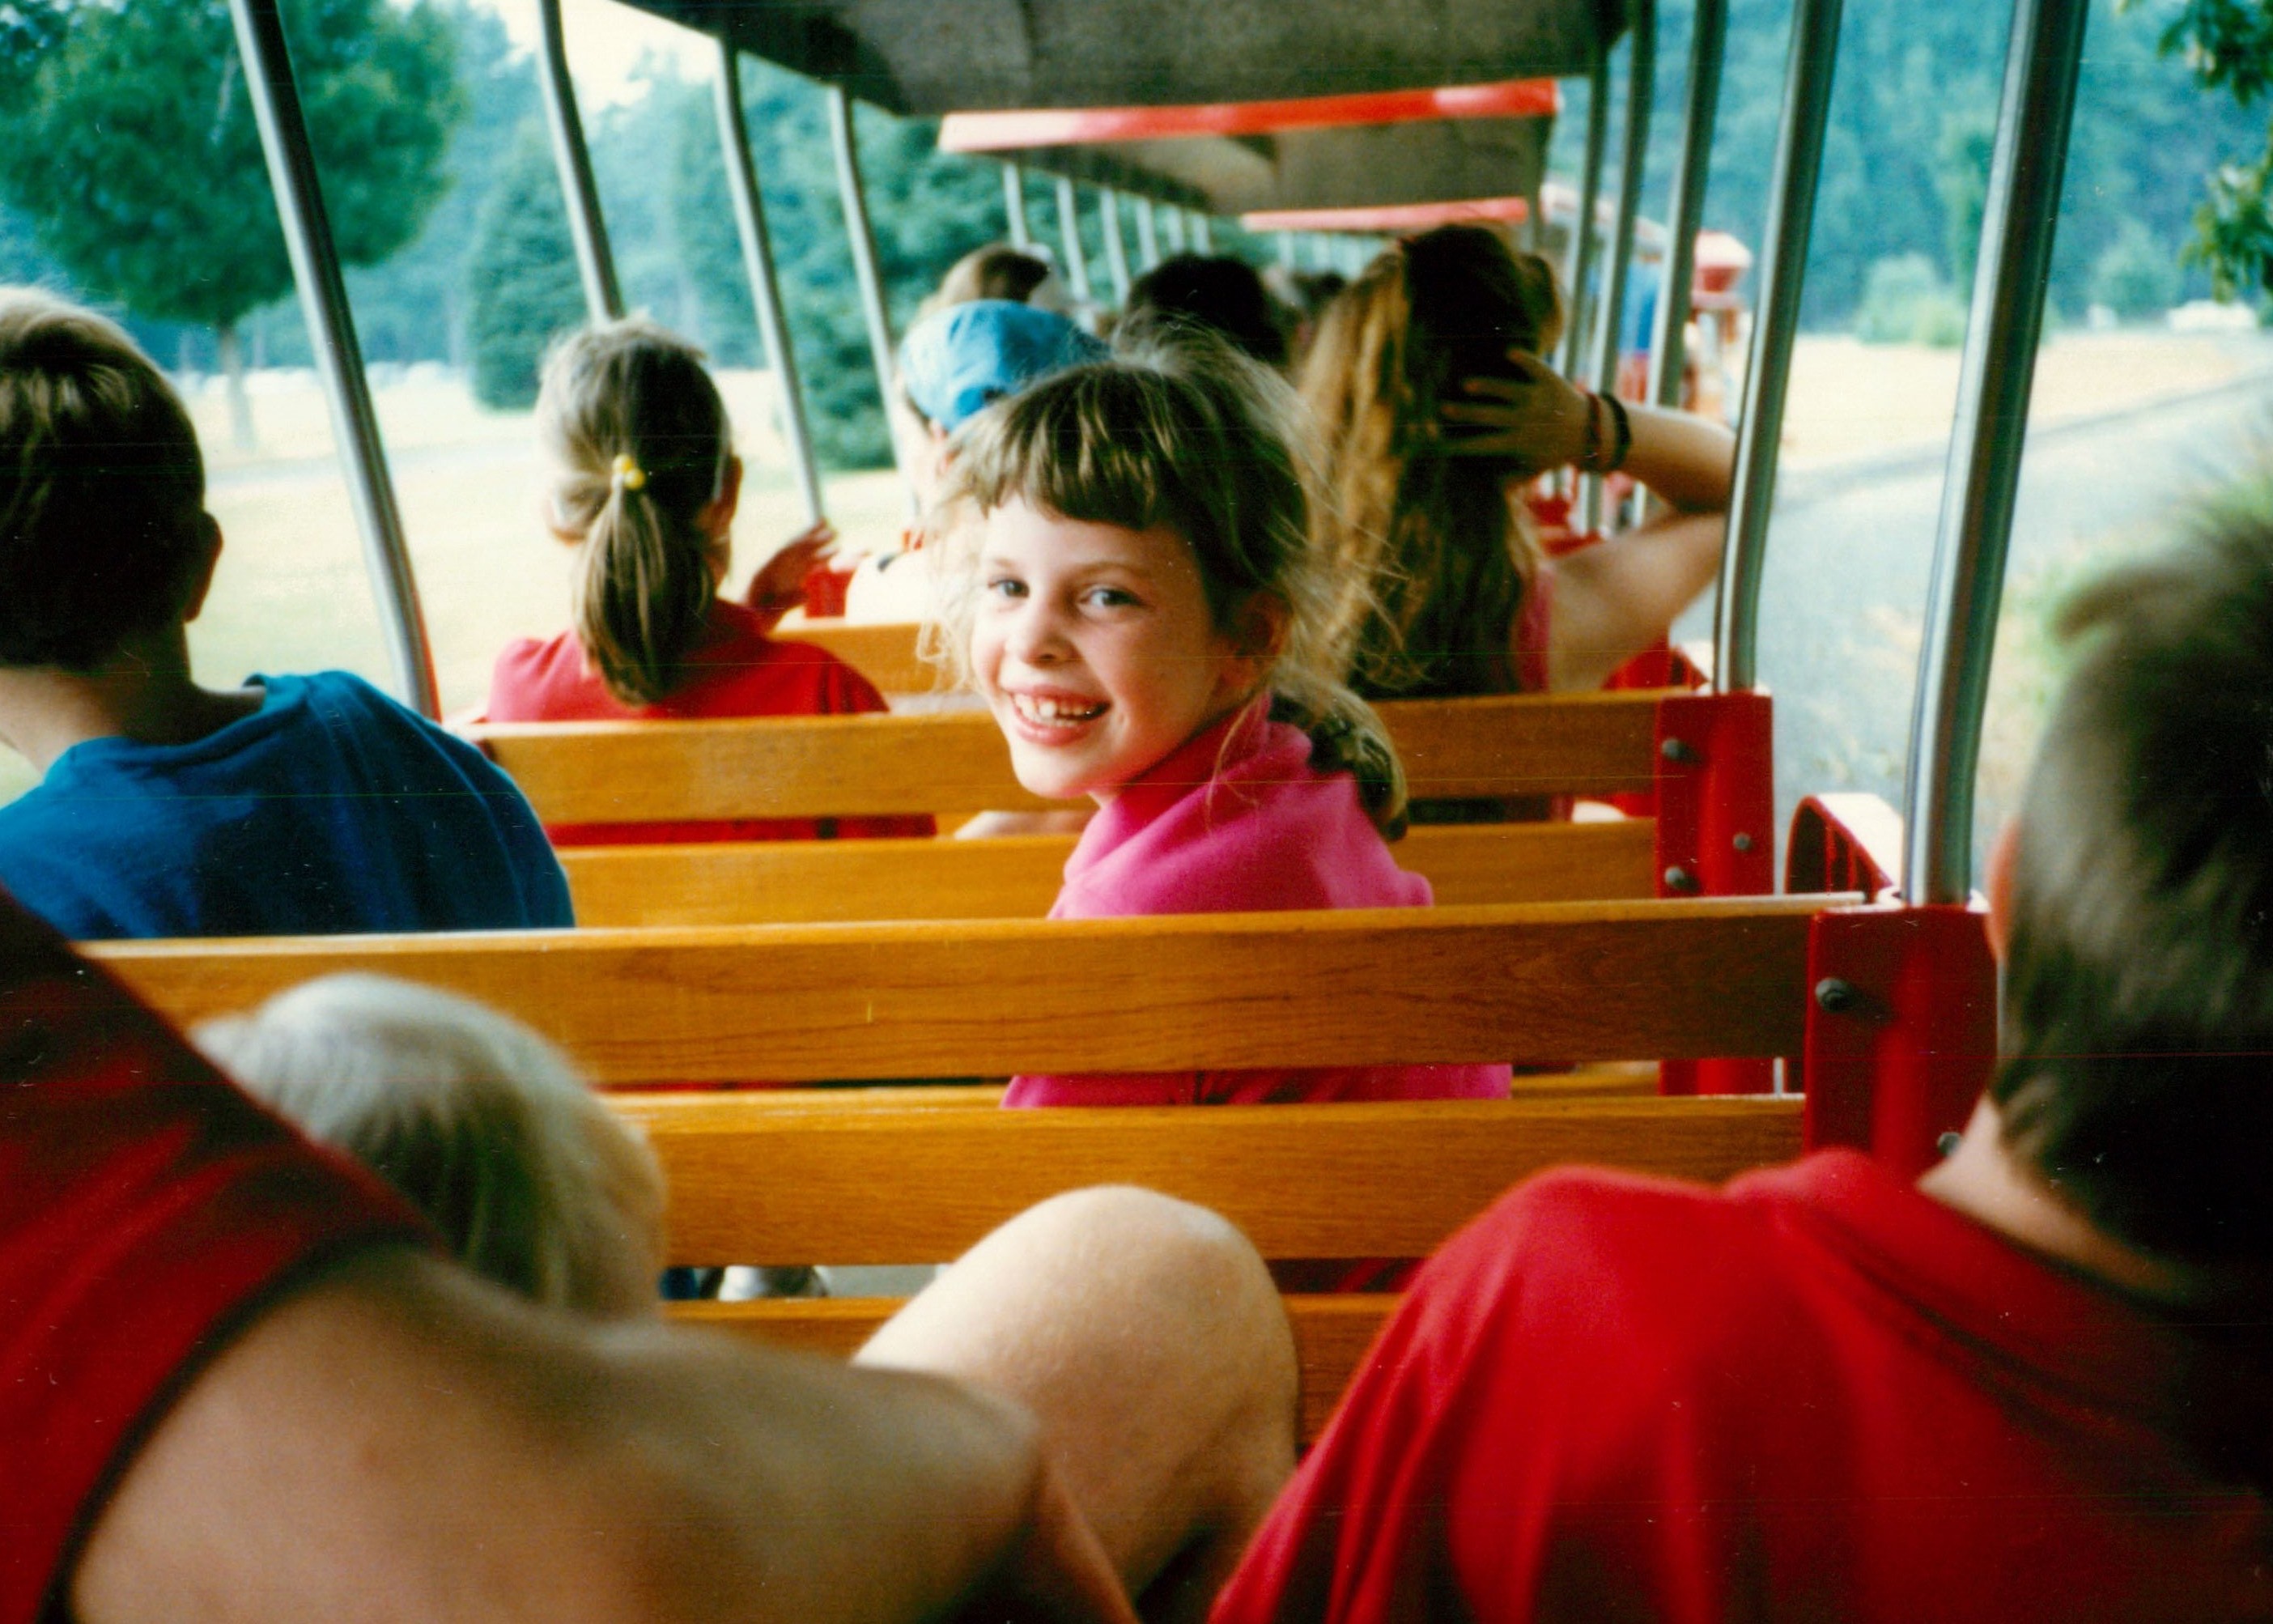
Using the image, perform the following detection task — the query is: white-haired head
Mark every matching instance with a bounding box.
[195,974,665,1319]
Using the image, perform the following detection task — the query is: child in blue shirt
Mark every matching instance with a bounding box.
[0,287,571,938]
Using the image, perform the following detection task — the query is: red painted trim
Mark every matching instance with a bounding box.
[1799,903,1997,1178]
[939,79,1561,151]
[1651,691,1778,1097]
[1242,196,1532,233]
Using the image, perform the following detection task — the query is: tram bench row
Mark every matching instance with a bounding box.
[632,1085,1803,1443]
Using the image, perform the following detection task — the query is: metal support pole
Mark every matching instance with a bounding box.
[1650,0,1724,412]
[1561,50,1611,379]
[1004,164,1031,248]
[1581,0,1654,532]
[1902,0,2090,905]
[1054,175,1093,302]
[1712,0,1844,693]
[1190,212,1213,253]
[225,0,436,716]
[713,42,822,526]
[826,86,909,491]
[1163,206,1187,253]
[1100,189,1132,305]
[1136,198,1162,268]
[535,0,622,321]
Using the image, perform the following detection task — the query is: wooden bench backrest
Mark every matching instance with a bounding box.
[560,819,1659,926]
[779,620,939,696]
[640,1085,1802,1440]
[467,691,1666,823]
[91,895,1842,1086]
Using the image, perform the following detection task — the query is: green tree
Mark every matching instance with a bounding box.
[463,122,584,409]
[2126,0,2273,296]
[2091,219,2182,317]
[0,0,463,446]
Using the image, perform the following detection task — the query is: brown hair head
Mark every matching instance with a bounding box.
[0,287,209,670]
[1299,225,1565,699]
[537,319,732,707]
[937,319,1408,834]
[1995,484,2273,1266]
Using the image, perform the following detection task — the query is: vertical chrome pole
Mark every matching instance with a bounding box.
[1163,206,1187,253]
[1100,189,1132,305]
[826,86,909,490]
[1054,175,1093,301]
[535,0,622,321]
[1712,0,1844,693]
[1136,200,1162,268]
[1581,0,1655,531]
[1560,50,1611,378]
[1902,0,2090,904]
[1650,0,1726,411]
[713,41,822,525]
[1190,212,1213,253]
[226,0,436,716]
[1004,164,1031,248]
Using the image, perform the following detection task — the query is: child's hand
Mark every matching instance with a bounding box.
[744,519,838,627]
[1438,350,1593,470]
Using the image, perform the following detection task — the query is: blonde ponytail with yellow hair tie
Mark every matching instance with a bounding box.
[610,452,647,493]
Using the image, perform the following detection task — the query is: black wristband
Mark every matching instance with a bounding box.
[1603,393,1633,473]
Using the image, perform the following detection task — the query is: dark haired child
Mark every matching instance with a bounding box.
[0,287,570,939]
[1213,493,2273,1622]
[483,317,928,844]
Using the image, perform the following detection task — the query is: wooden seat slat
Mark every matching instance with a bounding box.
[778,620,942,697]
[614,1091,1804,1263]
[559,819,1659,927]
[467,691,1668,824]
[669,1295,1396,1445]
[92,895,1840,1086]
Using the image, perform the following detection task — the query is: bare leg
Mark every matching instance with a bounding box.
[857,1186,1298,1624]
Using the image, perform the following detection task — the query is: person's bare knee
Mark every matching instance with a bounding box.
[858,1186,1296,1608]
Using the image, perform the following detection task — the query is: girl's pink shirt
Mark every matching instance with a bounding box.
[1003,701,1513,1107]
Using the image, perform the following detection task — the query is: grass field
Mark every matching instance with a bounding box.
[0,328,2258,812]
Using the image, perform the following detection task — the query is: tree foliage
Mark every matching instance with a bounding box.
[0,0,464,336]
[464,123,583,409]
[2127,0,2273,295]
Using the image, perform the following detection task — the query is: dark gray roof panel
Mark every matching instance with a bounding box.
[622,1,1624,113]
[994,119,1553,215]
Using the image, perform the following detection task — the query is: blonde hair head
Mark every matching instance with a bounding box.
[537,319,732,706]
[1301,225,1564,699]
[936,319,1408,835]
[195,973,666,1320]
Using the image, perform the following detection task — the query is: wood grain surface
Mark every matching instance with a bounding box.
[612,1090,1805,1261]
[466,691,1668,823]
[777,620,944,695]
[96,895,1845,1085]
[559,818,1659,926]
[669,1294,1397,1444]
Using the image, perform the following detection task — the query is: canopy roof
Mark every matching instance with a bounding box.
[619,0,1625,114]
[984,117,1554,215]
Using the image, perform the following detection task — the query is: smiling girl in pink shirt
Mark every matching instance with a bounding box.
[937,325,1510,1112]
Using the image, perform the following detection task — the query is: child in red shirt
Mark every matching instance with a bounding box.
[484,319,929,844]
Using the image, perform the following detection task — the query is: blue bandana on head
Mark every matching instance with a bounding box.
[898,300,1107,432]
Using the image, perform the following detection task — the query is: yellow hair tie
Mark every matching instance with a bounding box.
[610,453,647,492]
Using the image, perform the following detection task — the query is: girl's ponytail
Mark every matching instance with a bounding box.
[1269,687,1408,840]
[539,321,732,707]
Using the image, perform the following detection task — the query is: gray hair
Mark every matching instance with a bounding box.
[195,974,665,1319]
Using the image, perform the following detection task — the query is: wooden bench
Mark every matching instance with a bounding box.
[631,1086,1803,1441]
[466,691,1668,824]
[92,894,1838,1087]
[560,819,1658,926]
[779,619,941,697]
